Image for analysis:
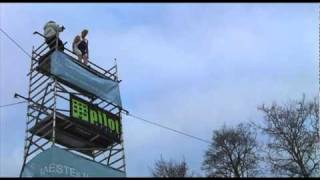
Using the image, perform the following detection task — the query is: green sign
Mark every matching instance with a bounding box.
[21,146,126,177]
[70,95,121,138]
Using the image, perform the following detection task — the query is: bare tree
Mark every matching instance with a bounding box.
[150,156,192,177]
[257,95,319,177]
[202,123,259,177]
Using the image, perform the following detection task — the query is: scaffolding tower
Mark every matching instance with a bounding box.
[19,31,127,177]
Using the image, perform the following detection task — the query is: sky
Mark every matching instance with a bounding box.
[0,3,319,177]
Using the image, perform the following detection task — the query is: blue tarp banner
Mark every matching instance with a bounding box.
[49,51,122,108]
[21,146,126,177]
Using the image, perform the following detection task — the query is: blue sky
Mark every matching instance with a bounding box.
[0,3,319,177]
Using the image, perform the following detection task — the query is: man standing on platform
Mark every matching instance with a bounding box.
[43,20,65,51]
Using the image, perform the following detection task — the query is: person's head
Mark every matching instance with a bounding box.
[47,20,55,24]
[81,29,88,39]
[73,35,81,45]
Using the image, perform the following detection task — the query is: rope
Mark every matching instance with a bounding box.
[125,113,211,144]
[0,101,27,108]
[0,28,32,58]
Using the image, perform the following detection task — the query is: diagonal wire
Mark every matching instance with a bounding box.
[0,100,27,108]
[0,27,32,58]
[125,112,211,144]
[0,28,30,108]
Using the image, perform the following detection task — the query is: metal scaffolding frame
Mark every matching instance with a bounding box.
[20,31,127,177]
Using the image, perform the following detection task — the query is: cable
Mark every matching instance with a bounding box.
[0,100,27,108]
[125,113,211,144]
[0,28,32,58]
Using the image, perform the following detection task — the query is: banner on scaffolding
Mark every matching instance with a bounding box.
[69,94,121,140]
[49,51,122,108]
[21,146,126,177]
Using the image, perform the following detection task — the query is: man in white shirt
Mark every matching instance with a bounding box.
[43,20,65,51]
